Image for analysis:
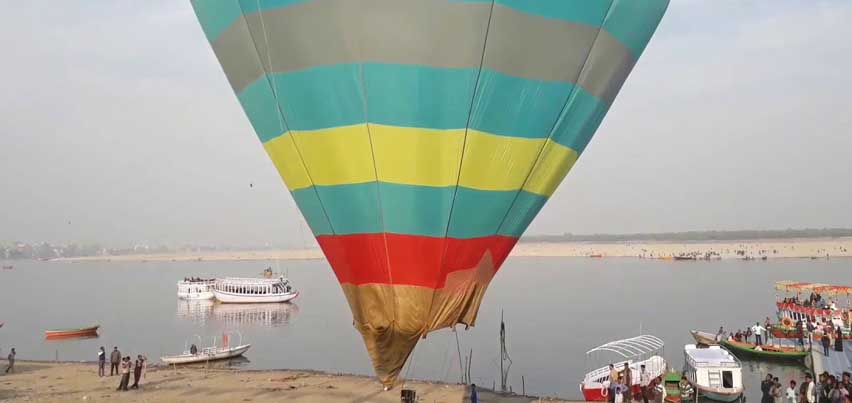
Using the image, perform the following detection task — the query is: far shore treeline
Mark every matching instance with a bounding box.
[520,228,852,243]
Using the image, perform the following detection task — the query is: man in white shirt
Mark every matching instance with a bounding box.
[639,365,650,403]
[802,373,815,403]
[752,322,767,346]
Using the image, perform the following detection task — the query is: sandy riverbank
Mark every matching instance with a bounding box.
[49,237,852,263]
[0,361,570,403]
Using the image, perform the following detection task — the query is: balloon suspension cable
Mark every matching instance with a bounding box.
[499,310,512,392]
[455,325,465,384]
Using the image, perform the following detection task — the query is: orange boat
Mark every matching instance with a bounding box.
[44,325,99,339]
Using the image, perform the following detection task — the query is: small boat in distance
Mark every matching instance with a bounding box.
[213,276,298,304]
[45,324,99,339]
[1,265,12,270]
[177,278,216,300]
[683,344,744,402]
[674,256,696,261]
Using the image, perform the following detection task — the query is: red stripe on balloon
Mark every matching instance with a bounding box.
[316,233,518,288]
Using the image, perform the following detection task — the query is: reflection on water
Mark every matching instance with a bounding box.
[213,302,300,328]
[176,300,214,325]
[176,300,300,328]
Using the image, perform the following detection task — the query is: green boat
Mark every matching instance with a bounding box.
[662,371,690,403]
[720,340,808,361]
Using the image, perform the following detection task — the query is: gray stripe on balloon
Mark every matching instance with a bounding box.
[210,0,636,105]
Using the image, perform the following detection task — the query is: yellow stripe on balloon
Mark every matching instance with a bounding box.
[522,140,578,196]
[262,124,578,197]
[370,124,464,187]
[263,134,313,190]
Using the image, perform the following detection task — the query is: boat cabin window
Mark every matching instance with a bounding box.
[722,371,733,388]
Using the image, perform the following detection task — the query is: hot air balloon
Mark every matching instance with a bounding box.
[190,0,668,388]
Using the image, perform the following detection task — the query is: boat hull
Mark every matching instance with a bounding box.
[161,344,251,365]
[178,291,215,300]
[698,389,742,403]
[45,325,100,339]
[690,330,719,346]
[581,384,647,402]
[720,340,808,361]
[214,290,299,304]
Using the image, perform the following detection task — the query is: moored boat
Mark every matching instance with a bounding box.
[213,276,298,304]
[161,343,251,365]
[177,278,216,300]
[683,344,743,402]
[720,339,808,362]
[161,332,250,365]
[774,281,852,338]
[45,325,100,339]
[657,371,691,403]
[580,335,667,401]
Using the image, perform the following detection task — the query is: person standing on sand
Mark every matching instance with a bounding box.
[470,383,478,403]
[110,347,121,376]
[130,355,145,389]
[608,364,619,403]
[4,348,15,373]
[97,347,106,377]
[787,380,798,403]
[117,356,131,391]
[763,374,775,403]
[640,364,650,403]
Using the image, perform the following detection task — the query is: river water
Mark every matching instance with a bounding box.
[1,256,845,400]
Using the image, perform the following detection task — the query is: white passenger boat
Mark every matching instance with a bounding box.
[177,278,216,300]
[580,335,667,401]
[683,344,743,402]
[161,333,251,365]
[213,276,298,304]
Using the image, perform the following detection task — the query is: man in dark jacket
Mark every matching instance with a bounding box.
[4,348,14,373]
[110,347,121,376]
[761,374,774,403]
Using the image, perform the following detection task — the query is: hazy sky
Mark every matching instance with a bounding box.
[2,1,851,248]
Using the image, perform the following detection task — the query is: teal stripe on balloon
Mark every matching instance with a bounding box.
[291,182,547,238]
[192,0,310,42]
[237,63,605,146]
[459,0,668,57]
[191,0,244,42]
[603,0,670,57]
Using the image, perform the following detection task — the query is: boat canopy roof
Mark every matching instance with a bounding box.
[776,281,852,296]
[585,335,664,358]
[217,277,288,285]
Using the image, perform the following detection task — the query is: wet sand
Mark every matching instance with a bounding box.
[52,237,852,263]
[0,361,571,403]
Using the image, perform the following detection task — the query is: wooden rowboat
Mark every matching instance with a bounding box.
[720,339,808,361]
[44,325,99,339]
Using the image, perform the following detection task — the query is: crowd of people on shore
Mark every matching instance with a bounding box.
[606,363,655,403]
[761,371,851,403]
[98,346,147,391]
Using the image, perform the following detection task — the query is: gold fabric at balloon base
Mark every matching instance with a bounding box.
[341,252,498,388]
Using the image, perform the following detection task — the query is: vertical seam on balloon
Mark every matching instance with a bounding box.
[357,62,397,324]
[492,0,616,237]
[241,0,337,236]
[427,0,496,333]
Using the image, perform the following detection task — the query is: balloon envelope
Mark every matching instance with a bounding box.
[191,0,668,387]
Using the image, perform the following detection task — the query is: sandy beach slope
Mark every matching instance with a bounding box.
[0,361,572,403]
[51,237,852,263]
